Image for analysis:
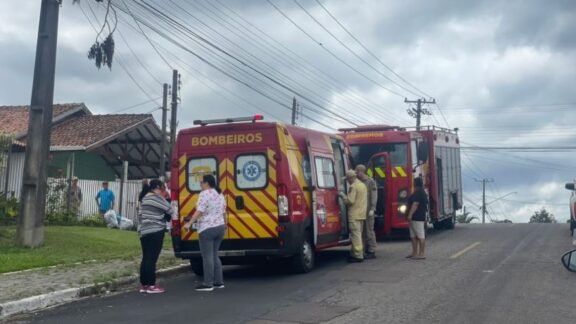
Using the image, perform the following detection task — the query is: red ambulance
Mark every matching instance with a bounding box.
[170,116,352,273]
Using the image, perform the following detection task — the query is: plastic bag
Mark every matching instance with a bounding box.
[118,217,134,230]
[104,210,118,228]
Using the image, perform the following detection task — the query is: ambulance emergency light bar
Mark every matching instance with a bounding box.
[193,115,264,126]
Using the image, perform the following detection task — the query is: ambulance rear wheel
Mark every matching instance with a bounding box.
[291,237,315,274]
[189,259,204,276]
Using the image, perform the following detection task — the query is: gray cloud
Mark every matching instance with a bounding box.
[1,0,574,221]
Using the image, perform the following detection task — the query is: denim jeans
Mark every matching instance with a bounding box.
[199,225,226,286]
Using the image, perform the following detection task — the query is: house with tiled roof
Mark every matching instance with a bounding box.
[0,103,166,196]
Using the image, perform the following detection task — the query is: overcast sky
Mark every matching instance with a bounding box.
[1,0,575,222]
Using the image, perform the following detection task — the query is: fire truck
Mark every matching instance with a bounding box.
[341,125,463,237]
[170,116,352,273]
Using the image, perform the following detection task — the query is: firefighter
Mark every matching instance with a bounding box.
[355,164,378,259]
[340,170,368,263]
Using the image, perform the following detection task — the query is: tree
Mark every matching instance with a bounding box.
[529,208,557,224]
[456,210,478,224]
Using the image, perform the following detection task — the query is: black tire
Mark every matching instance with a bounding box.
[433,221,444,230]
[291,237,315,274]
[189,258,204,276]
[444,215,456,230]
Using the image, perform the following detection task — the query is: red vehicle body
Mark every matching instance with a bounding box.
[169,116,352,273]
[566,181,576,235]
[341,125,463,237]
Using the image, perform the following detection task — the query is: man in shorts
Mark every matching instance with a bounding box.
[407,177,428,260]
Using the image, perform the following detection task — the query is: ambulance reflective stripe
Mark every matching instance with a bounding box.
[276,125,311,206]
[265,149,278,199]
[224,159,278,238]
[395,166,407,177]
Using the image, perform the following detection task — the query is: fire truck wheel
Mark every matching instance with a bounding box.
[444,216,456,230]
[189,259,204,276]
[433,221,444,230]
[291,237,315,274]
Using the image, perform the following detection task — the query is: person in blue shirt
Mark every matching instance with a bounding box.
[96,181,115,216]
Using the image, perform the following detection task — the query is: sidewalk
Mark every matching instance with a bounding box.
[0,250,188,318]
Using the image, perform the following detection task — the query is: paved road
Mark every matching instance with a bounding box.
[9,224,576,324]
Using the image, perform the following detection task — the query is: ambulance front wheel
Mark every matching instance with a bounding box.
[291,237,315,274]
[189,258,204,276]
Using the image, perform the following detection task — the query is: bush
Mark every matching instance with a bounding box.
[79,215,106,227]
[0,194,18,226]
[45,211,78,226]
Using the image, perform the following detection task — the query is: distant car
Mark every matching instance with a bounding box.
[566,181,576,235]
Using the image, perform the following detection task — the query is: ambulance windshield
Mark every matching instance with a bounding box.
[350,143,408,167]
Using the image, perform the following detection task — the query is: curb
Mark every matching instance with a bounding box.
[0,263,190,320]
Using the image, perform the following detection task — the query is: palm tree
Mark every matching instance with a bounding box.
[456,211,478,224]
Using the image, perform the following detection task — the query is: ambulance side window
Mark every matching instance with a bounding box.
[315,157,336,189]
[236,154,268,190]
[187,157,218,192]
[302,154,312,188]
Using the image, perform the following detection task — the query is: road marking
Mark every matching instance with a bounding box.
[450,241,481,259]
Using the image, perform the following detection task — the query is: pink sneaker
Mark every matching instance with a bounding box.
[139,285,149,293]
[146,285,165,294]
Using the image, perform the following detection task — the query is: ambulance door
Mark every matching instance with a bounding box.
[331,139,349,240]
[368,152,392,236]
[184,155,228,240]
[226,150,278,241]
[308,145,343,249]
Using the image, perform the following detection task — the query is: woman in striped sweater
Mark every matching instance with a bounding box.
[137,179,173,294]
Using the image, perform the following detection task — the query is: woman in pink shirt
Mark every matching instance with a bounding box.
[183,175,226,292]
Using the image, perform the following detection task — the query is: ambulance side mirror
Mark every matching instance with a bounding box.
[417,142,429,163]
[561,250,576,272]
[566,183,575,191]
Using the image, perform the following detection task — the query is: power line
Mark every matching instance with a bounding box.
[132,0,362,126]
[293,0,421,97]
[208,0,410,125]
[160,0,367,125]
[119,0,173,69]
[186,0,400,125]
[265,0,405,98]
[313,0,432,98]
[81,2,161,106]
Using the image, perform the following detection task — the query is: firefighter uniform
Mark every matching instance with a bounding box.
[343,172,368,261]
[361,176,378,256]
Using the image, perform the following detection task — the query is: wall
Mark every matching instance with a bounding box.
[48,151,117,181]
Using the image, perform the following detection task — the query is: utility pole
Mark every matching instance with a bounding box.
[17,0,60,247]
[291,97,297,126]
[159,83,168,180]
[475,178,494,224]
[169,70,179,162]
[405,98,435,130]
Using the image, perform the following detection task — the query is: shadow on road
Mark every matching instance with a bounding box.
[220,249,351,280]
